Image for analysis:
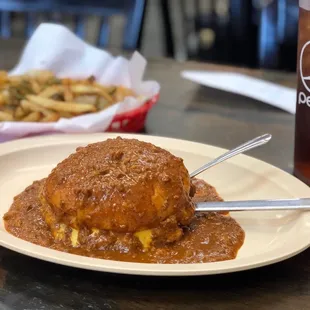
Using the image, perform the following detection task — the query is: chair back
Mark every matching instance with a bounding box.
[0,0,145,49]
[257,0,298,70]
[162,0,298,70]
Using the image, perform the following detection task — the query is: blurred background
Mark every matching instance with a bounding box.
[0,0,298,71]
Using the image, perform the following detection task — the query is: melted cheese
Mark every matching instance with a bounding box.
[70,228,79,247]
[91,228,99,236]
[54,223,66,241]
[134,229,153,249]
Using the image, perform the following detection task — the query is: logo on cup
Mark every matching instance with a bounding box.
[300,41,310,92]
[299,41,310,106]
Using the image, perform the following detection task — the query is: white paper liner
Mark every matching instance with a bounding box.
[0,23,160,142]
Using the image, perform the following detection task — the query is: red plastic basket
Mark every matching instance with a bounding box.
[107,94,159,133]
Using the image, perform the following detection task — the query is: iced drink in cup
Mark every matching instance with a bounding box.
[294,0,310,185]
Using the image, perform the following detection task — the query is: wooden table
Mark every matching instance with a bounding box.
[145,59,296,174]
[0,39,308,310]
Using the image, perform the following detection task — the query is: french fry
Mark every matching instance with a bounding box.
[58,111,74,118]
[71,84,113,103]
[27,70,55,83]
[114,86,136,102]
[27,95,97,114]
[22,111,41,122]
[97,97,110,110]
[8,75,25,84]
[2,106,14,115]
[0,71,8,86]
[74,95,98,105]
[0,90,9,106]
[21,99,57,117]
[62,79,74,101]
[106,86,117,94]
[0,94,7,106]
[39,85,64,98]
[64,85,73,101]
[21,100,60,122]
[41,113,60,122]
[30,79,41,94]
[0,111,13,121]
[14,106,27,120]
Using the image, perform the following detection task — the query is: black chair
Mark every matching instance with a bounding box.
[0,0,146,50]
[257,0,298,70]
[161,0,298,70]
[160,0,256,66]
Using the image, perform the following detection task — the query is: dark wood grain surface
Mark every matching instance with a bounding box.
[0,39,308,310]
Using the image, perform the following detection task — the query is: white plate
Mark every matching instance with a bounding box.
[0,133,310,276]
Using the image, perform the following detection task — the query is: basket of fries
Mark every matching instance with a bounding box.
[0,23,160,142]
